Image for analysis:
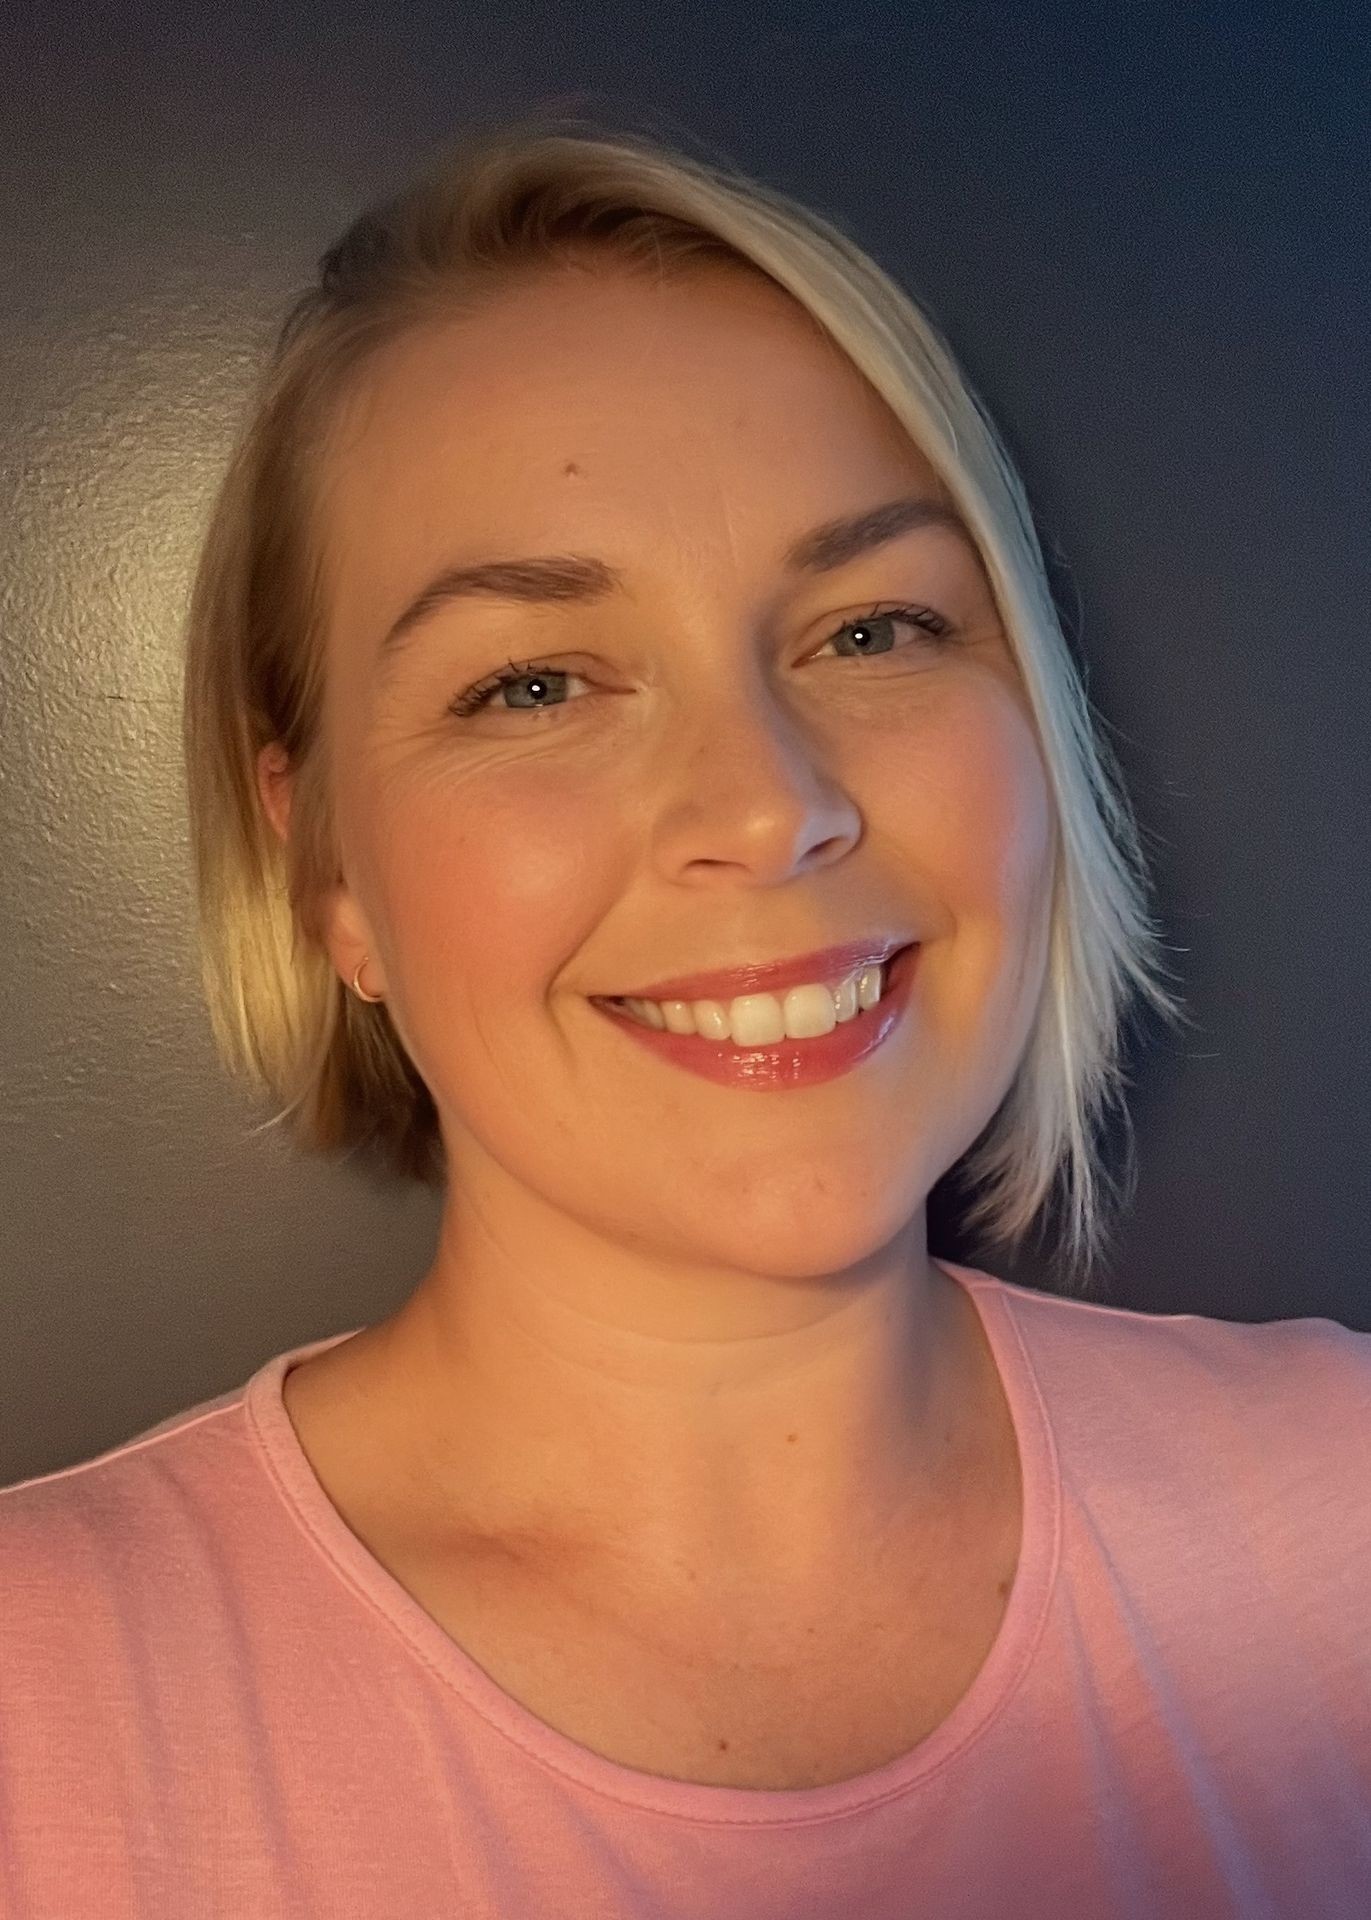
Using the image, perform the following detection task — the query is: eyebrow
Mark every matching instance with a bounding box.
[376,492,975,663]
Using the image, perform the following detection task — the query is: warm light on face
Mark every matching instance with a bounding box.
[309,263,1054,1283]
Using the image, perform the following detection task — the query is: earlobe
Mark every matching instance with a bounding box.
[320,885,385,1004]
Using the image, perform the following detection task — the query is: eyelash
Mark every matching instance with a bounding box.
[446,602,955,719]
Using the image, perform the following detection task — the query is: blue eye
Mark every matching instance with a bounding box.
[448,661,581,718]
[447,602,953,719]
[822,604,951,660]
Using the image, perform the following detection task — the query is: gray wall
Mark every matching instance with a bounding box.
[3,2,1368,1484]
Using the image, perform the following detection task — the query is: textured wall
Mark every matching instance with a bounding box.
[3,2,1368,1482]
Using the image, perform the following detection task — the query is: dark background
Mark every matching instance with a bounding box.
[3,1,1367,1484]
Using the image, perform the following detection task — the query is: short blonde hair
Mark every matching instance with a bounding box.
[181,112,1189,1293]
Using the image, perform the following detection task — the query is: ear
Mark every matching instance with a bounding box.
[256,742,294,845]
[254,742,386,999]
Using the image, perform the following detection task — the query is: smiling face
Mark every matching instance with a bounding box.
[271,259,1056,1292]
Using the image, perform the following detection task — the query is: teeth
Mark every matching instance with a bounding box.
[615,961,892,1044]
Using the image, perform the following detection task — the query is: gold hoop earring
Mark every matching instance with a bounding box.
[350,957,384,1004]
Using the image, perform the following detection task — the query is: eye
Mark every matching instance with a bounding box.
[816,602,953,662]
[447,659,590,719]
[446,603,954,720]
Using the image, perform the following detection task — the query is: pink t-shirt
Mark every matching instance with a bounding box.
[2,1259,1369,1917]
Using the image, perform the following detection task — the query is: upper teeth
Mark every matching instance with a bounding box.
[616,962,891,1045]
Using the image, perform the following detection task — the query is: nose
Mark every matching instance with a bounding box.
[650,672,862,888]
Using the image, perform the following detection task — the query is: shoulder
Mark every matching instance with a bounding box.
[0,1380,253,1599]
[961,1268,1371,1511]
[983,1274,1371,1558]
[989,1271,1371,1417]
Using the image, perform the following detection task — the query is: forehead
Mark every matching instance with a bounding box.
[316,265,951,640]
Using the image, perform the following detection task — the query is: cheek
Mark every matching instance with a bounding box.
[874,674,1054,1064]
[885,673,1053,921]
[371,765,616,1001]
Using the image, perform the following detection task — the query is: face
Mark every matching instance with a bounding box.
[263,262,1056,1292]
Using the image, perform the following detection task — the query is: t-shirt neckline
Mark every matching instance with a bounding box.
[244,1257,1061,1825]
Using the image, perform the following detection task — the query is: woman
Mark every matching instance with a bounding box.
[2,117,1368,1916]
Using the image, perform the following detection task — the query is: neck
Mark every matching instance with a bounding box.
[342,1242,994,1588]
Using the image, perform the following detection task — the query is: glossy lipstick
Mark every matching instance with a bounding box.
[609,936,909,1006]
[589,942,920,1091]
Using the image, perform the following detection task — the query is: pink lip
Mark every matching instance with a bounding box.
[604,937,915,1005]
[592,941,920,1091]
